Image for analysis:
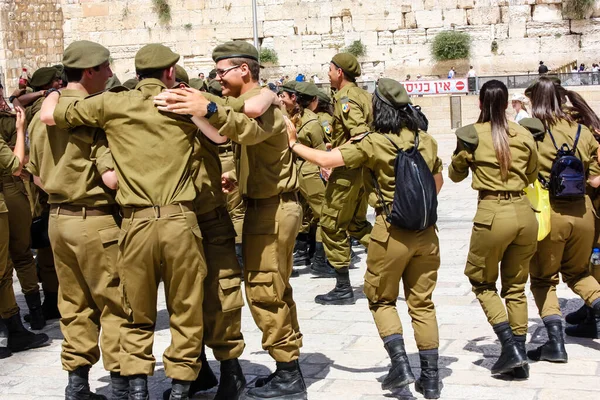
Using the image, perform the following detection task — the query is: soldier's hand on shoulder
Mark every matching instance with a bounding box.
[154,87,209,117]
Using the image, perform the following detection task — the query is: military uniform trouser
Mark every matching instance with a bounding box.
[220,149,245,244]
[243,195,303,362]
[48,209,127,372]
[320,167,372,270]
[197,206,245,361]
[0,211,20,319]
[592,198,600,282]
[118,207,207,381]
[364,215,440,350]
[2,176,39,296]
[465,196,537,336]
[530,196,600,319]
[297,162,325,240]
[349,186,371,244]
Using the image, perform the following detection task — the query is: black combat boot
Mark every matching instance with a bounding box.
[350,249,361,264]
[2,313,48,352]
[511,335,530,379]
[565,302,600,339]
[24,292,46,330]
[0,320,11,359]
[246,360,307,400]
[309,243,335,277]
[42,291,61,320]
[382,338,415,390]
[415,350,440,398]
[565,304,590,325]
[110,372,128,400]
[169,380,191,400]
[527,319,568,362]
[214,358,246,400]
[65,366,107,400]
[491,322,527,374]
[293,233,311,267]
[128,375,149,400]
[314,267,355,305]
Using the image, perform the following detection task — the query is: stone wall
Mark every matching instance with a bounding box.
[0,0,63,89]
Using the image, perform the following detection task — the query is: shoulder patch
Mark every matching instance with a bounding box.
[340,96,350,113]
[455,124,479,147]
[321,120,332,135]
[350,132,370,142]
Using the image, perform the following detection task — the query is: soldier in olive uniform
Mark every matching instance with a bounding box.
[155,41,307,400]
[315,89,335,146]
[29,41,130,400]
[0,107,49,358]
[521,78,600,358]
[41,44,210,400]
[286,78,444,399]
[449,80,538,378]
[316,53,373,305]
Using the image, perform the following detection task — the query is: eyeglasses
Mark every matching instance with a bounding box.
[215,65,241,77]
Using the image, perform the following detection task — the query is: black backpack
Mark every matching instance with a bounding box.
[547,124,586,199]
[372,131,438,230]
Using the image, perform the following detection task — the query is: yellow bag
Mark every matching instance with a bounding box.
[524,180,551,241]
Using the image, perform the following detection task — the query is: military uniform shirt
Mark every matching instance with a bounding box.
[0,136,20,213]
[449,121,538,191]
[28,89,116,207]
[331,83,373,148]
[339,129,443,208]
[297,109,326,175]
[208,86,298,199]
[317,112,334,144]
[53,78,199,207]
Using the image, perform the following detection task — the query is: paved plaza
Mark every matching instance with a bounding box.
[0,134,599,399]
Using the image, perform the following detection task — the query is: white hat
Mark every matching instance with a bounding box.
[511,93,527,103]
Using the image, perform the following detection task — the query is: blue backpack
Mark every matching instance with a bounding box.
[547,124,586,199]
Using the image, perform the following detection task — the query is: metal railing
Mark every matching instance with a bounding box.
[477,72,600,90]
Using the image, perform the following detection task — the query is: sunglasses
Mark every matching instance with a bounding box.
[215,65,241,77]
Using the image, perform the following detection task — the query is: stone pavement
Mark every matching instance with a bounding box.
[1,134,599,399]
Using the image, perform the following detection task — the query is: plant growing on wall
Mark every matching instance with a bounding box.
[491,40,498,54]
[344,40,367,57]
[260,48,279,64]
[152,0,171,25]
[431,31,471,61]
[563,0,595,19]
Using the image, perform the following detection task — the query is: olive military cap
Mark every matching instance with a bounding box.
[331,53,361,78]
[175,65,189,84]
[316,89,331,104]
[63,40,110,69]
[212,41,259,62]
[122,78,139,90]
[29,67,58,88]
[135,44,180,71]
[188,78,204,90]
[281,81,298,93]
[105,75,122,90]
[375,78,411,108]
[207,80,223,97]
[53,64,64,77]
[295,82,319,97]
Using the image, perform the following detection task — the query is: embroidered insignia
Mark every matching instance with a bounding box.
[321,121,332,135]
[340,96,350,113]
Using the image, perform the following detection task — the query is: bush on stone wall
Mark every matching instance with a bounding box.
[152,0,171,25]
[260,48,279,65]
[431,31,471,61]
[344,40,367,58]
[563,0,595,19]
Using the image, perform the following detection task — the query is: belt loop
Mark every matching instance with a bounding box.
[82,206,86,220]
[178,202,185,215]
[153,205,160,219]
[56,205,61,217]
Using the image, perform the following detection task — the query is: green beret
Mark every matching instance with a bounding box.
[63,40,110,69]
[105,75,122,90]
[375,78,411,108]
[316,89,331,104]
[29,67,58,88]
[122,78,139,90]
[331,53,361,78]
[455,125,479,148]
[519,118,546,136]
[175,65,189,85]
[295,82,319,97]
[212,41,258,62]
[207,80,223,97]
[135,43,180,71]
[189,78,204,90]
[281,81,298,93]
[53,64,64,77]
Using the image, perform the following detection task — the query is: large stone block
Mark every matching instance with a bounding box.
[263,19,295,36]
[444,9,467,27]
[404,11,417,29]
[302,34,322,49]
[531,4,562,22]
[526,21,570,37]
[82,3,109,18]
[415,10,444,29]
[458,0,476,10]
[377,30,394,46]
[509,21,527,38]
[454,24,493,41]
[466,6,501,25]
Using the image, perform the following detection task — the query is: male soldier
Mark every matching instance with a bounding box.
[41,44,209,400]
[155,41,307,400]
[29,40,129,400]
[1,107,49,357]
[316,53,373,305]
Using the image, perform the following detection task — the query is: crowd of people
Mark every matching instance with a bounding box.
[1,39,600,400]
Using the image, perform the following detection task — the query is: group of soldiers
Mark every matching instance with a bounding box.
[0,38,379,400]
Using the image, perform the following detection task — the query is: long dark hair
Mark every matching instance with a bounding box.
[528,77,569,130]
[372,95,420,135]
[558,86,600,136]
[477,79,512,181]
[315,97,333,116]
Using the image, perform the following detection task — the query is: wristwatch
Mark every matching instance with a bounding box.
[205,101,218,119]
[45,88,61,97]
[8,95,16,103]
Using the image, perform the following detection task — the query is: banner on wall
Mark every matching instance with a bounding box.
[404,78,469,95]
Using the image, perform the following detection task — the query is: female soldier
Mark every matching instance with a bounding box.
[315,89,334,147]
[289,82,332,276]
[449,80,538,378]
[286,78,444,399]
[523,78,600,353]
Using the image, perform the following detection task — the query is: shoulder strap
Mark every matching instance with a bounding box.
[572,124,582,152]
[370,170,390,217]
[297,118,318,135]
[381,131,420,154]
[546,128,560,151]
